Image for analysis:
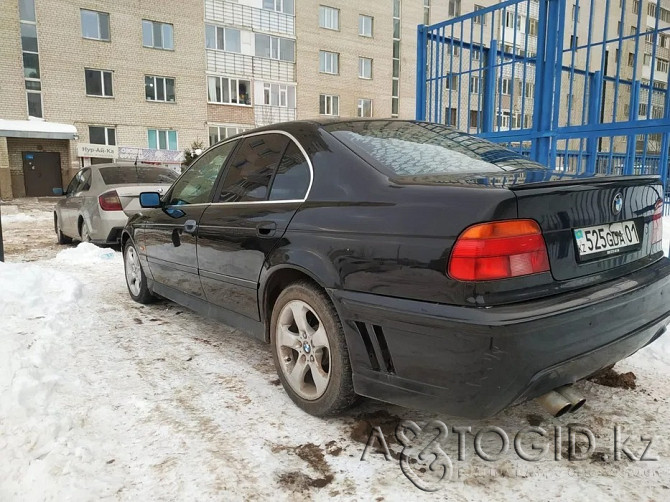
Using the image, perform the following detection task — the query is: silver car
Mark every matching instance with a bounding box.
[53,163,178,245]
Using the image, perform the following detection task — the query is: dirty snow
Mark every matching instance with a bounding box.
[1,199,670,501]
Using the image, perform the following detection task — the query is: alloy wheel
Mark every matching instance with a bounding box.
[275,299,332,400]
[125,245,142,297]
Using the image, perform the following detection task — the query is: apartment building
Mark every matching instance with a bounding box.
[0,0,206,199]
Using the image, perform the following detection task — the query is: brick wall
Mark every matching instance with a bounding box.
[207,104,255,126]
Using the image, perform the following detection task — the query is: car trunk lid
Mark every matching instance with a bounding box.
[111,185,171,217]
[511,175,664,281]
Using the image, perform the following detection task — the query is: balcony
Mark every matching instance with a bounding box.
[254,105,297,127]
[205,0,294,36]
[206,50,296,82]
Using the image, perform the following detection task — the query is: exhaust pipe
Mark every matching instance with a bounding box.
[535,390,572,417]
[556,385,586,413]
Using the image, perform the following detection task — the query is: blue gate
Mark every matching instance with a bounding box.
[416,0,670,187]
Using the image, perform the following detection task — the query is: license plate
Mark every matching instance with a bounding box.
[574,220,640,258]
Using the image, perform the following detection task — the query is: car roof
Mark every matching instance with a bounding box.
[87,163,174,171]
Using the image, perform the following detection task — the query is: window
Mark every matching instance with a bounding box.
[472,49,481,61]
[269,142,311,201]
[628,52,635,66]
[218,134,289,203]
[209,125,249,146]
[319,94,339,115]
[470,76,480,94]
[357,98,372,117]
[27,92,42,118]
[469,110,481,128]
[572,4,580,23]
[652,106,664,119]
[445,73,458,90]
[630,26,637,36]
[657,58,669,72]
[570,35,578,49]
[85,69,113,97]
[392,0,401,118]
[624,104,630,117]
[500,78,511,95]
[255,34,295,62]
[148,129,177,150]
[21,1,41,117]
[644,54,652,66]
[319,6,339,30]
[448,0,461,17]
[89,126,116,145]
[99,167,177,185]
[207,76,251,105]
[505,11,517,29]
[142,20,173,50]
[263,0,294,15]
[325,121,546,176]
[359,57,373,79]
[662,7,670,23]
[359,15,373,37]
[473,5,486,25]
[525,82,534,98]
[660,35,669,49]
[169,140,238,205]
[81,9,109,41]
[445,107,457,125]
[527,19,538,36]
[145,76,175,102]
[206,25,241,53]
[632,0,639,13]
[423,0,430,25]
[497,111,510,128]
[639,103,648,116]
[649,3,657,17]
[263,83,296,107]
[19,0,35,22]
[319,51,339,74]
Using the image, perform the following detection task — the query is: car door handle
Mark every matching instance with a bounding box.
[183,219,198,235]
[256,221,277,237]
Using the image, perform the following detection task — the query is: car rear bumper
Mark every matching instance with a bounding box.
[329,257,670,419]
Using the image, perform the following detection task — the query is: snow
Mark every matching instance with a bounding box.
[0,118,78,138]
[1,200,670,501]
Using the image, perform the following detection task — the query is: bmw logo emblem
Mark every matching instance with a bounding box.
[612,193,623,215]
[303,343,311,353]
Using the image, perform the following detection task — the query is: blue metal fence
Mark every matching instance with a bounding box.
[416,0,670,188]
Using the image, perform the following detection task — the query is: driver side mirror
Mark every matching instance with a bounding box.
[52,187,64,196]
[139,192,162,208]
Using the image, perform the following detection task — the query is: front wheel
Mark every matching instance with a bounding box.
[270,282,357,416]
[124,241,155,304]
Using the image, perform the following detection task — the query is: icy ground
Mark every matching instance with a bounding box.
[1,199,670,501]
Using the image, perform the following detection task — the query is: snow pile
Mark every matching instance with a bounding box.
[1,212,52,224]
[54,242,119,263]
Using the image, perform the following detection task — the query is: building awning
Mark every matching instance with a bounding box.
[0,119,78,140]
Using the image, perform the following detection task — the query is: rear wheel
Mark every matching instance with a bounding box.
[54,214,72,245]
[124,240,155,304]
[270,282,357,416]
[79,219,91,243]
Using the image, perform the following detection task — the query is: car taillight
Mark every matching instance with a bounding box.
[448,219,550,281]
[99,190,123,211]
[652,198,663,244]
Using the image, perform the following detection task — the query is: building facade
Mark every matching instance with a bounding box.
[2,0,666,199]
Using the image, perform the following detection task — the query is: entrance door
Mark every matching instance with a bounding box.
[23,152,62,197]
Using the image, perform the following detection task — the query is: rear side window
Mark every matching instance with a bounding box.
[269,142,310,201]
[218,134,289,202]
[325,121,544,176]
[99,166,177,185]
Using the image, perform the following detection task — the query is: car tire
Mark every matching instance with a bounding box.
[79,219,91,243]
[123,240,156,304]
[54,214,72,245]
[270,281,357,416]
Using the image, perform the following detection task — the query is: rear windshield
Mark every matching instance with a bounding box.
[324,121,544,176]
[99,166,178,185]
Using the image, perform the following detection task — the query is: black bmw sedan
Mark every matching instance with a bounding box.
[121,120,670,418]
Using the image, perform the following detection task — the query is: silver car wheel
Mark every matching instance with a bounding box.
[275,299,332,400]
[80,222,91,242]
[124,245,142,297]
